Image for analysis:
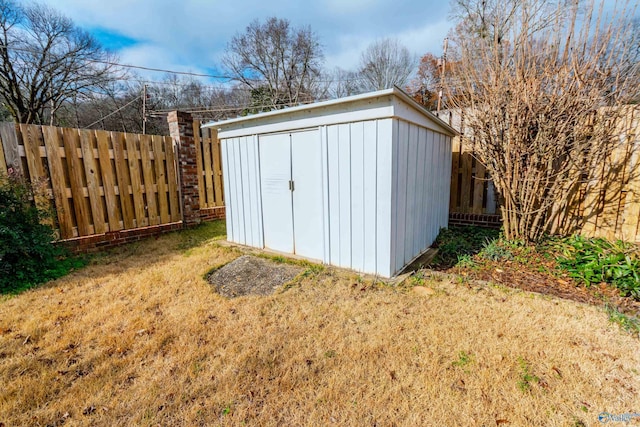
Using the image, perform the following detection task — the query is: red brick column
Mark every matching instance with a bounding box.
[167,111,201,227]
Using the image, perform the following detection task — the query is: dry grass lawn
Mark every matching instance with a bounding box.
[1,221,639,426]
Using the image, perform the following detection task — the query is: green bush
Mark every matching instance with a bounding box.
[0,174,83,294]
[554,235,640,300]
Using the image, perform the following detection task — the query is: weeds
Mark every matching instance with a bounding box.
[456,254,476,269]
[605,305,640,337]
[479,238,513,261]
[431,226,500,268]
[553,235,640,300]
[452,351,474,372]
[517,357,540,392]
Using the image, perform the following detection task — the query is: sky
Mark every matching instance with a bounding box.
[38,0,453,83]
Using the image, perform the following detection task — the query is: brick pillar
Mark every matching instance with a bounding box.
[167,111,201,227]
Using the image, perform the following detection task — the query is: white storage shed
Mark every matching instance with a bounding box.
[204,87,456,277]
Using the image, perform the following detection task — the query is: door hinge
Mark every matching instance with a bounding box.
[289,180,295,191]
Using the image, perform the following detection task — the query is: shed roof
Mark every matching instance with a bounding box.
[203,87,458,138]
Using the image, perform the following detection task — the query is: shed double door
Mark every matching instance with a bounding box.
[259,129,324,260]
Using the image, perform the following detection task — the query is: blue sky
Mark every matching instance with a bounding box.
[38,0,452,82]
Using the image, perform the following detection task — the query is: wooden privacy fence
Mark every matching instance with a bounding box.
[0,114,226,249]
[193,121,224,210]
[0,123,181,240]
[444,106,640,242]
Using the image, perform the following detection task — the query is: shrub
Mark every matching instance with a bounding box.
[0,174,82,294]
[554,235,640,300]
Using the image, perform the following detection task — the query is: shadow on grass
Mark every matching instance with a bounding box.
[2,221,228,298]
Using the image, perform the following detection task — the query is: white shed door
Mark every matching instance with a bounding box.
[259,133,294,253]
[259,129,323,259]
[291,130,324,261]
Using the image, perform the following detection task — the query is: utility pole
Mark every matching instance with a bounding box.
[142,84,148,134]
[437,37,448,113]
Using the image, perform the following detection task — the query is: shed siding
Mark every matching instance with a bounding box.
[221,136,263,247]
[390,120,452,275]
[324,119,393,276]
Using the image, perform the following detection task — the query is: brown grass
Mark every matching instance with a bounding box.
[1,221,639,426]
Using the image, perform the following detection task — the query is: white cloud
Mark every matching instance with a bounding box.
[38,0,453,79]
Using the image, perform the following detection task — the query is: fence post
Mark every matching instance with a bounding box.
[167,111,201,228]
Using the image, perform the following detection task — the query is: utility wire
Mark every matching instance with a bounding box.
[86,95,142,127]
[0,45,233,80]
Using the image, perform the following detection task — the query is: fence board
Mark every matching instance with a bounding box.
[0,123,20,174]
[19,123,52,221]
[125,133,147,227]
[63,127,91,236]
[473,160,486,214]
[202,130,215,207]
[459,149,473,213]
[0,128,6,175]
[152,135,170,224]
[42,126,74,239]
[164,136,180,222]
[449,135,460,211]
[112,131,135,229]
[193,120,206,207]
[211,128,224,206]
[80,129,106,234]
[140,134,159,226]
[96,130,121,231]
[20,124,47,185]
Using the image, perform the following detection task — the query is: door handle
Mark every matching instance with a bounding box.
[289,180,295,191]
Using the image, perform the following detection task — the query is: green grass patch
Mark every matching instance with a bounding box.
[517,357,540,392]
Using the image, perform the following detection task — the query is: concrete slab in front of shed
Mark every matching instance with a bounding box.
[208,255,303,298]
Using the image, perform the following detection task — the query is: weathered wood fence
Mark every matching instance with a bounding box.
[3,107,640,251]
[193,121,224,212]
[0,114,224,251]
[443,106,640,242]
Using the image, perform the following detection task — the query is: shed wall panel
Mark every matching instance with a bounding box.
[363,121,378,274]
[390,120,453,275]
[221,136,263,247]
[376,119,394,277]
[350,122,365,272]
[324,119,393,276]
[405,123,419,264]
[221,139,234,242]
[337,123,352,268]
[327,125,341,266]
[321,126,331,264]
[291,129,324,261]
[415,127,427,255]
[394,120,409,274]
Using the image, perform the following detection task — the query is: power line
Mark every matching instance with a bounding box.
[149,99,327,115]
[0,44,233,80]
[86,95,142,128]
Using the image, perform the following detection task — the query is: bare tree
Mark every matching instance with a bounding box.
[447,0,640,241]
[358,38,415,91]
[0,0,121,124]
[223,17,324,110]
[324,67,362,99]
[407,52,451,110]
